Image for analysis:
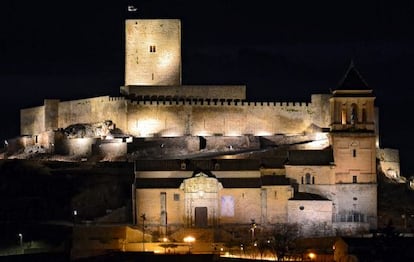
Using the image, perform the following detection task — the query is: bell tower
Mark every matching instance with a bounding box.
[329,62,378,229]
[125,19,182,86]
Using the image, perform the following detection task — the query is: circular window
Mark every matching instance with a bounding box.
[353,197,358,201]
[299,206,304,210]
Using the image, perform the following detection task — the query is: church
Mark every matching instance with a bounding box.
[13,19,379,239]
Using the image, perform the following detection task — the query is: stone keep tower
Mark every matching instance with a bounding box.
[125,19,182,86]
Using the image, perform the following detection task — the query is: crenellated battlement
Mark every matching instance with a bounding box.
[127,98,311,107]
[108,96,126,101]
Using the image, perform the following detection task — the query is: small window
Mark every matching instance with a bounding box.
[173,193,180,201]
[352,176,357,183]
[299,206,305,210]
[149,45,156,52]
[305,173,311,184]
[180,162,186,170]
[312,176,315,184]
[301,177,304,184]
[353,149,356,157]
[274,191,277,199]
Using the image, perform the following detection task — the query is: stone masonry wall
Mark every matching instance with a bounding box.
[20,105,45,135]
[288,199,333,236]
[126,100,316,137]
[125,19,181,86]
[299,184,377,230]
[58,96,127,133]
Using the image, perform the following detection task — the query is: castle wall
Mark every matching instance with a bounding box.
[127,136,201,159]
[310,94,331,128]
[120,85,246,100]
[20,105,45,135]
[58,96,127,132]
[20,94,332,139]
[204,136,260,151]
[93,139,128,161]
[377,148,401,179]
[61,138,96,157]
[126,100,316,137]
[44,99,60,131]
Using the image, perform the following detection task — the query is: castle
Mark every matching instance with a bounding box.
[6,19,394,239]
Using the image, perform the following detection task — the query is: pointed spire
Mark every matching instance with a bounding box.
[335,59,370,90]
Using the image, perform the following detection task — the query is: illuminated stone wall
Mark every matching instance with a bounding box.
[287,199,333,236]
[330,133,377,184]
[125,19,181,86]
[20,105,45,135]
[135,189,185,229]
[260,186,293,224]
[218,188,262,225]
[58,96,127,133]
[126,99,321,137]
[285,165,335,185]
[298,184,378,230]
[20,94,331,140]
[377,148,401,179]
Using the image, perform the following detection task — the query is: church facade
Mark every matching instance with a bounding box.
[16,19,378,238]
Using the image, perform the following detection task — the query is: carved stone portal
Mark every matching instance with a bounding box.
[180,172,223,227]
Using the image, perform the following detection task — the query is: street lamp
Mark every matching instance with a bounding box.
[250,219,257,241]
[183,236,195,254]
[308,252,316,261]
[18,233,23,246]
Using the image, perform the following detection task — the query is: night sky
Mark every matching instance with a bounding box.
[1,1,414,175]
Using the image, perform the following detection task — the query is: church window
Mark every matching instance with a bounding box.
[301,177,304,184]
[305,173,311,184]
[312,176,315,184]
[353,149,356,157]
[174,193,180,201]
[149,45,156,52]
[353,176,357,183]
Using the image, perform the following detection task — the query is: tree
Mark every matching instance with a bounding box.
[267,223,301,261]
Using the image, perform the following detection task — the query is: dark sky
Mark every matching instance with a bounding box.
[1,1,414,175]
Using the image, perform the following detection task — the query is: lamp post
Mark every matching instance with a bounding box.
[250,219,256,241]
[18,233,23,246]
[141,213,146,251]
[183,236,195,254]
